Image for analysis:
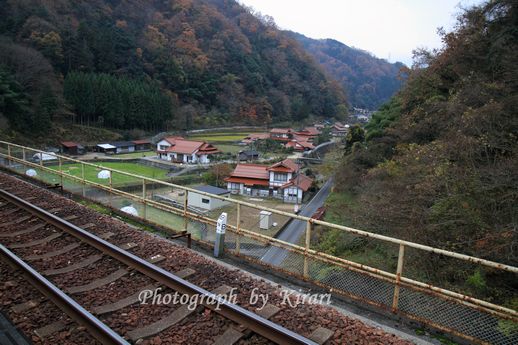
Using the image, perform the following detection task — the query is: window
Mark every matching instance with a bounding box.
[230,183,240,190]
[273,173,287,182]
[202,198,210,204]
[159,145,168,150]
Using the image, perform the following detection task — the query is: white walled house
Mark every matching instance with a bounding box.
[156,137,219,164]
[225,159,313,203]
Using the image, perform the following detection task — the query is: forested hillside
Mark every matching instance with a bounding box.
[325,0,517,302]
[0,0,347,139]
[289,32,405,109]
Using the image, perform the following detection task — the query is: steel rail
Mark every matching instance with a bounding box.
[0,244,129,345]
[0,189,318,345]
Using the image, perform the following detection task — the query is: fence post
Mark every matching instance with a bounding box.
[303,220,312,278]
[108,170,113,207]
[58,157,63,187]
[7,143,11,167]
[235,203,241,254]
[183,190,188,231]
[142,179,147,220]
[392,243,405,312]
[22,147,26,162]
[81,162,85,197]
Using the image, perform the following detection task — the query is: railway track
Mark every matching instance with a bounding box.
[0,188,321,345]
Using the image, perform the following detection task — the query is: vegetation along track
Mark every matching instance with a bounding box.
[0,172,413,345]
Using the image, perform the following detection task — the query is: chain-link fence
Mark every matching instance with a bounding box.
[0,141,516,344]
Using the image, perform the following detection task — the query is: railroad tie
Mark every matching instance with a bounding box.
[25,243,80,261]
[0,215,32,228]
[127,285,233,341]
[9,232,62,249]
[120,242,138,251]
[43,255,104,276]
[34,320,67,339]
[1,208,21,217]
[79,223,96,229]
[63,215,79,221]
[213,304,281,345]
[92,267,195,315]
[47,207,62,214]
[0,223,45,238]
[308,326,334,345]
[11,299,41,313]
[66,268,129,294]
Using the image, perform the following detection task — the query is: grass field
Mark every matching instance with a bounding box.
[214,144,242,154]
[48,162,169,186]
[111,151,156,159]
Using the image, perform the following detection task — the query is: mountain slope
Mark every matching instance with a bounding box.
[0,0,347,136]
[326,0,517,300]
[289,31,405,109]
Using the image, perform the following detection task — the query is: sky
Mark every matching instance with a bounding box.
[238,0,485,66]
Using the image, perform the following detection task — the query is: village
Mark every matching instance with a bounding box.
[26,122,349,237]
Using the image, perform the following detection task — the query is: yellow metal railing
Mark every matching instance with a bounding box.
[1,140,517,344]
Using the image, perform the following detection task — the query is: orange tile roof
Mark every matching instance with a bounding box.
[268,159,299,173]
[162,136,184,145]
[229,164,269,180]
[162,138,219,155]
[61,141,79,148]
[270,128,292,134]
[280,174,313,192]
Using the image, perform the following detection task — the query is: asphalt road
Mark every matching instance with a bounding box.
[260,177,334,266]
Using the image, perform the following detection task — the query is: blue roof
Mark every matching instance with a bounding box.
[193,185,230,195]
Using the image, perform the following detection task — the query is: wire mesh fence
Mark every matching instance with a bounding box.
[0,141,516,344]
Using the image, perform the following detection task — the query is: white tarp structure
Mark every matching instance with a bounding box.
[120,206,138,216]
[97,170,111,179]
[97,143,116,150]
[32,152,57,161]
[25,169,37,177]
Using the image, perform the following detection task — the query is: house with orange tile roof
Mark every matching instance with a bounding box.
[225,158,313,203]
[269,128,293,142]
[156,136,219,164]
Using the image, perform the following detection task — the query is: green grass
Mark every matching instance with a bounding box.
[214,144,243,154]
[48,162,169,186]
[111,151,156,159]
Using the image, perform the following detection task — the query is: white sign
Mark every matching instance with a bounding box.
[216,212,227,234]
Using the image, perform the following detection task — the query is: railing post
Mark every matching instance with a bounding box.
[7,144,11,167]
[58,157,63,188]
[183,190,188,231]
[22,147,26,162]
[81,162,85,197]
[392,243,405,312]
[142,179,147,220]
[108,170,113,207]
[235,203,241,254]
[303,220,312,278]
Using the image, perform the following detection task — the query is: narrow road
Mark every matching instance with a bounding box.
[260,177,334,266]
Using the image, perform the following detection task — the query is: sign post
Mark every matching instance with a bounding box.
[214,212,227,258]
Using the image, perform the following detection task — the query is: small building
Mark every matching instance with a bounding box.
[110,141,136,154]
[331,122,349,137]
[241,133,269,145]
[188,185,230,211]
[270,128,293,142]
[238,150,260,161]
[132,139,151,151]
[285,138,314,152]
[293,127,321,142]
[156,137,219,164]
[61,141,85,155]
[96,143,117,154]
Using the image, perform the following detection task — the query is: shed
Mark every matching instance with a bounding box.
[133,139,151,151]
[188,185,230,211]
[238,150,260,161]
[97,143,116,154]
[61,141,85,155]
[109,141,136,154]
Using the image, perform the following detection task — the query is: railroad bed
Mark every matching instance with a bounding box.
[0,172,412,345]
